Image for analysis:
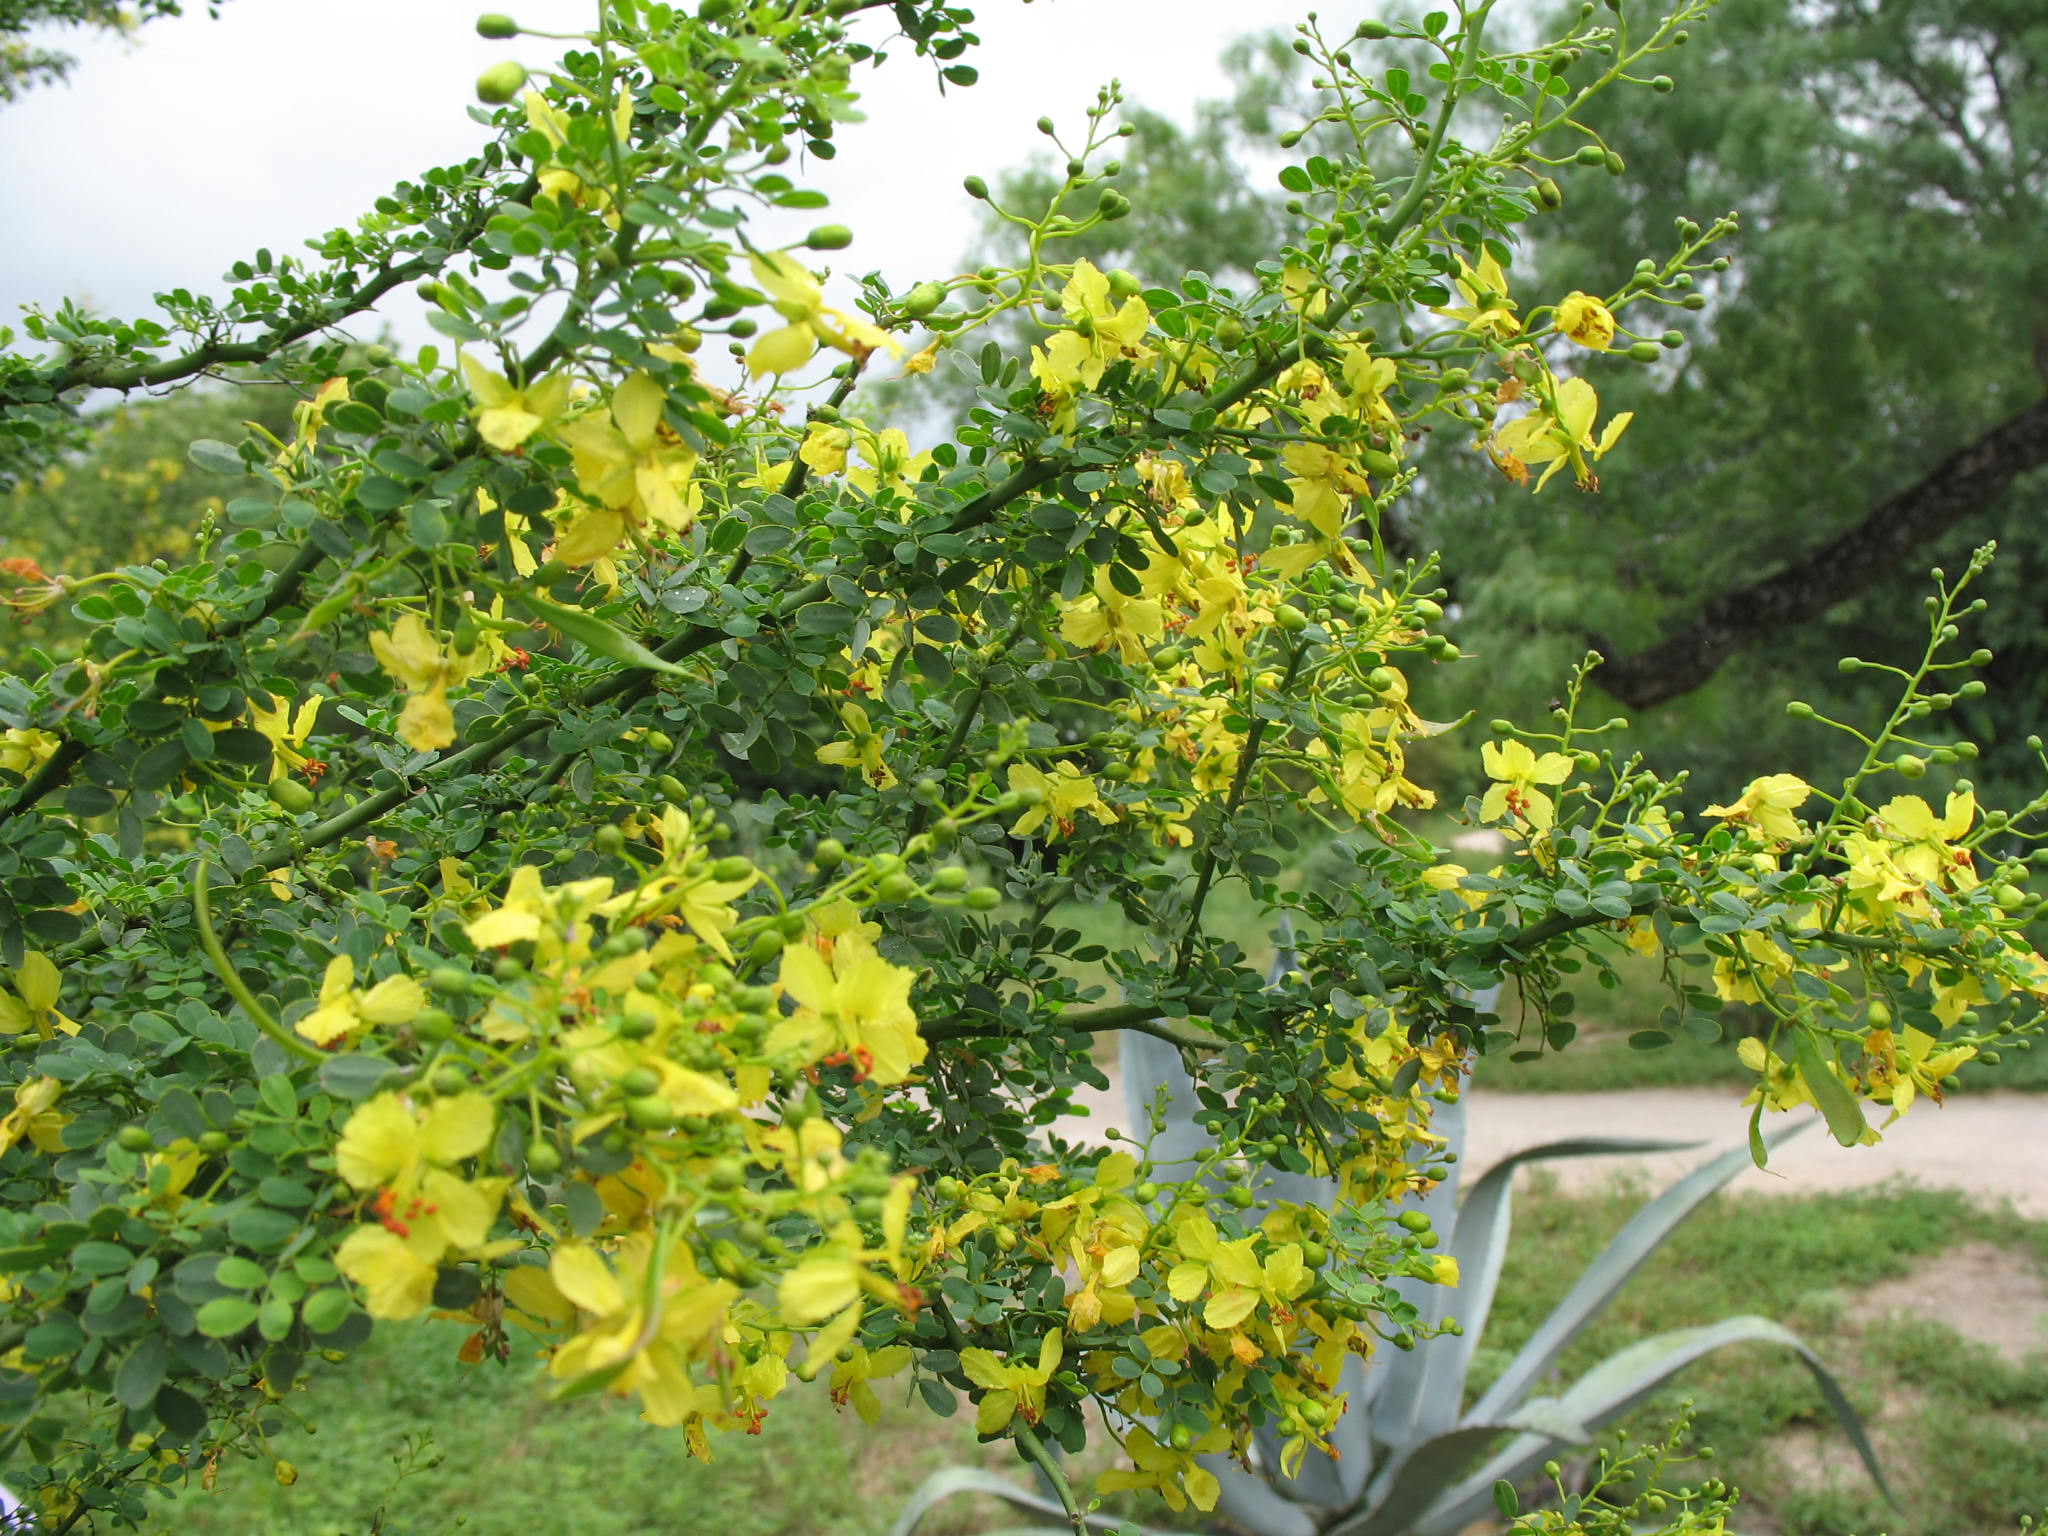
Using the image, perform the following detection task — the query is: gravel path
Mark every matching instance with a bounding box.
[1065,1075,2048,1217]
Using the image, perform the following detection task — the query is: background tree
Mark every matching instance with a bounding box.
[964,0,2048,802]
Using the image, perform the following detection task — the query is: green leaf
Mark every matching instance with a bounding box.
[187,440,247,476]
[194,1297,258,1337]
[114,1336,168,1411]
[301,1287,352,1334]
[513,591,684,674]
[213,1257,269,1291]
[1793,1029,1869,1147]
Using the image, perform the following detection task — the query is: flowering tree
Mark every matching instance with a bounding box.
[0,0,2043,1530]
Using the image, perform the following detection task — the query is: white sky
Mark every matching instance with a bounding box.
[0,0,1316,360]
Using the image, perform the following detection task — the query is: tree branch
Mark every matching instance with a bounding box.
[1595,394,2048,709]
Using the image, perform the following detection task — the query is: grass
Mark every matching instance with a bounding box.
[148,1333,987,1536]
[1478,1179,2048,1536]
[150,1183,2048,1536]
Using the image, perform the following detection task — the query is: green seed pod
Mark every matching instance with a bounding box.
[805,224,854,251]
[475,13,518,39]
[268,778,315,814]
[475,61,529,105]
[413,1008,456,1043]
[626,1095,677,1130]
[899,281,945,319]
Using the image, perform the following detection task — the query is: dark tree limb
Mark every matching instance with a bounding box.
[1596,394,2048,709]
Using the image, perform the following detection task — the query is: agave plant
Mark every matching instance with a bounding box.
[893,964,1886,1536]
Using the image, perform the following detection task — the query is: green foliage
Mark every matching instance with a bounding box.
[0,1,2044,1532]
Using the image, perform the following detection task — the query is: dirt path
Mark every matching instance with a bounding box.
[1065,1075,2048,1217]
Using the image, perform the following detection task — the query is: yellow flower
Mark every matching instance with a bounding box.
[1166,1214,1311,1332]
[523,87,636,217]
[1479,739,1575,831]
[1861,1025,1975,1120]
[1873,791,1978,896]
[1279,441,1375,539]
[768,933,924,1085]
[816,702,897,790]
[247,692,324,780]
[1057,568,1166,663]
[1098,1425,1223,1513]
[1030,260,1154,394]
[541,1238,740,1426]
[333,1092,507,1319]
[553,372,699,564]
[1434,251,1520,339]
[960,1329,1062,1435]
[0,727,60,779]
[844,427,933,498]
[0,951,80,1038]
[1491,376,1632,491]
[1007,761,1115,840]
[0,1077,68,1157]
[294,955,428,1046]
[1704,773,1813,843]
[828,1343,911,1424]
[745,251,892,378]
[1553,291,1616,350]
[459,355,574,452]
[335,1091,494,1191]
[368,612,488,753]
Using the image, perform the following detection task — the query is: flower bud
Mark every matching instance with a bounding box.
[1651,74,1675,93]
[1892,754,1928,779]
[476,61,529,105]
[964,886,1002,911]
[1573,145,1608,166]
[1627,340,1661,362]
[1535,177,1563,209]
[475,13,518,38]
[805,224,854,251]
[1356,19,1391,38]
[962,175,989,199]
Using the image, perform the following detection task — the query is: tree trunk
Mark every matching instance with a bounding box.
[1595,395,2048,709]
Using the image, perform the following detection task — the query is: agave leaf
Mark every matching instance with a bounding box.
[1464,1121,1811,1426]
[1414,1315,1886,1536]
[1326,1405,1590,1536]
[888,1466,1148,1536]
[1376,1135,1703,1446]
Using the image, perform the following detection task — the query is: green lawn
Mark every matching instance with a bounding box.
[149,1182,2047,1536]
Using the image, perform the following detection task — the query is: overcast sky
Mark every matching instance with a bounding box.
[0,0,1305,360]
